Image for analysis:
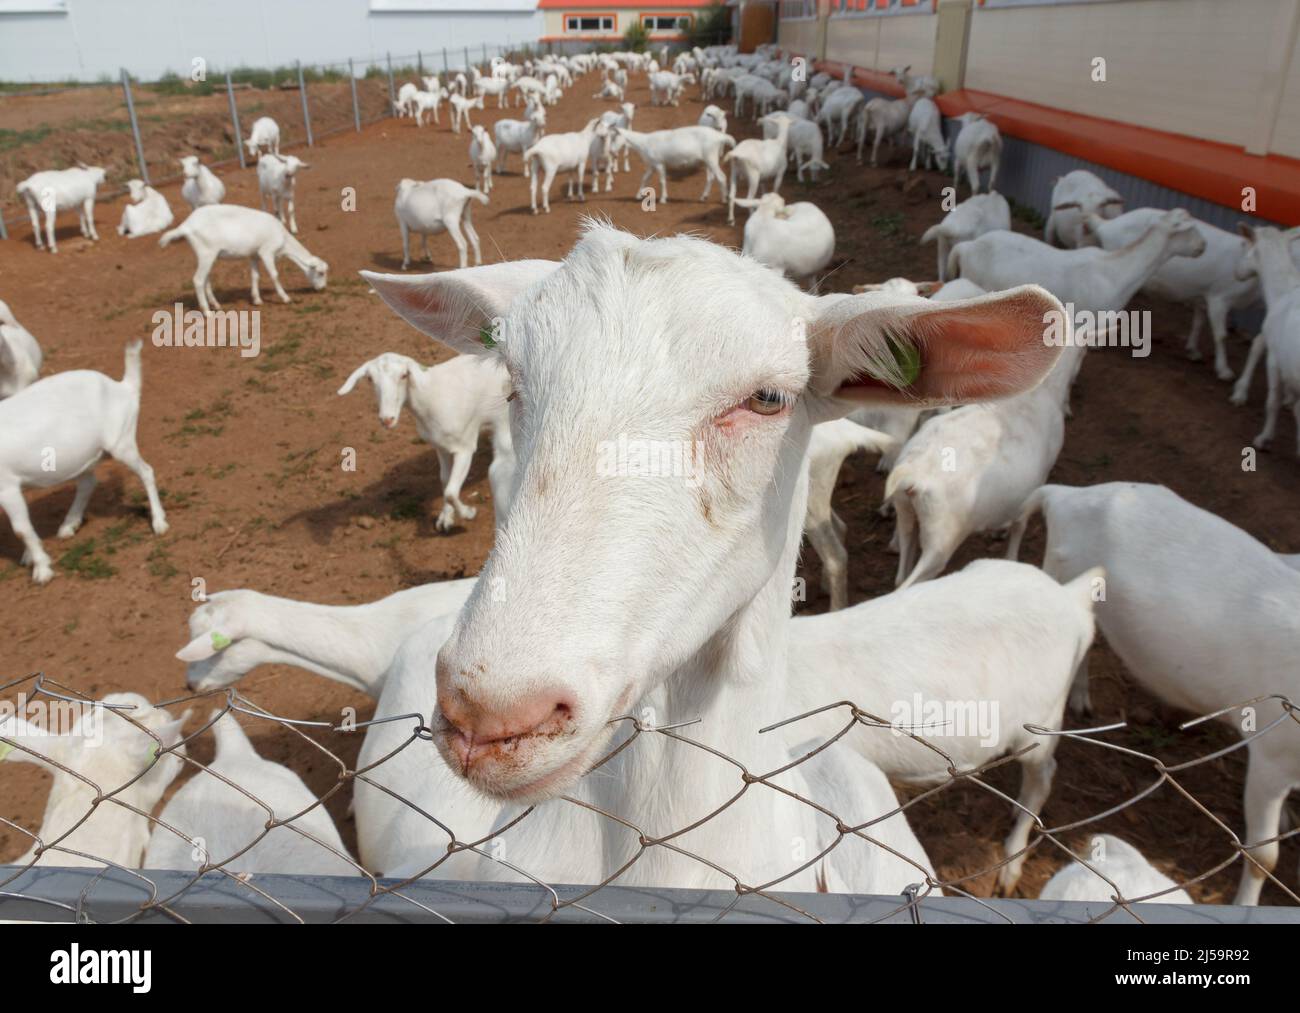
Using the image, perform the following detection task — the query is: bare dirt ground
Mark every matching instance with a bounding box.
[1,74,1297,906]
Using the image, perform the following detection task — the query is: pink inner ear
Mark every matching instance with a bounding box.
[835,289,1063,407]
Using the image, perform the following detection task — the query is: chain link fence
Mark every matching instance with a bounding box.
[3,669,1297,924]
[0,41,546,241]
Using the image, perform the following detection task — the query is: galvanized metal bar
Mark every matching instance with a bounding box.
[349,58,361,132]
[297,61,314,146]
[120,69,150,184]
[226,71,246,169]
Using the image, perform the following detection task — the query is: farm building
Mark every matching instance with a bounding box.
[537,0,719,48]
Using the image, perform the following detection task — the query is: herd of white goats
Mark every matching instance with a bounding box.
[1,42,1299,911]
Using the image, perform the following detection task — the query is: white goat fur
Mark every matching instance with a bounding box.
[117,179,174,239]
[0,299,43,398]
[921,192,1010,282]
[179,155,225,210]
[1039,834,1192,905]
[16,165,107,253]
[0,342,167,584]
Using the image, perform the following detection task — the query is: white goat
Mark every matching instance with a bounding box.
[887,340,1085,587]
[725,116,790,225]
[244,116,281,158]
[392,178,486,270]
[858,93,919,166]
[1044,170,1125,248]
[449,92,484,134]
[1086,209,1262,381]
[143,711,358,877]
[1005,481,1300,905]
[116,178,174,238]
[817,86,865,149]
[908,97,950,173]
[468,125,498,195]
[616,125,735,205]
[338,352,514,530]
[761,113,828,181]
[0,299,43,398]
[698,104,728,133]
[256,153,308,234]
[952,113,1002,193]
[159,204,328,314]
[493,104,547,176]
[649,70,694,106]
[524,118,608,214]
[16,164,107,253]
[412,87,448,127]
[179,155,225,210]
[803,419,896,609]
[590,103,635,192]
[0,342,167,584]
[0,694,188,867]
[890,65,939,98]
[735,192,834,284]
[921,191,1010,281]
[396,81,420,117]
[949,209,1207,315]
[473,74,510,108]
[178,579,478,694]
[1039,834,1193,905]
[354,226,1068,890]
[791,558,1099,893]
[1229,225,1300,448]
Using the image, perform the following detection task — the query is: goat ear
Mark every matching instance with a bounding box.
[1052,201,1081,211]
[337,363,370,395]
[177,630,232,662]
[361,260,562,356]
[808,284,1065,410]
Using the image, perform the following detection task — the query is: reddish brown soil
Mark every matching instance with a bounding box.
[1,75,1297,907]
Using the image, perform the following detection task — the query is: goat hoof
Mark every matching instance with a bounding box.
[57,524,80,539]
[1185,349,1204,362]
[153,519,170,536]
[1216,367,1235,382]
[1254,435,1273,450]
[32,564,55,585]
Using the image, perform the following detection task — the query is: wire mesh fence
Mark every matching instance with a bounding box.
[0,41,545,241]
[3,668,1297,924]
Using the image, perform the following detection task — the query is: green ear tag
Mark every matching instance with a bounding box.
[211,631,232,653]
[889,336,922,387]
[0,742,12,762]
[479,324,497,349]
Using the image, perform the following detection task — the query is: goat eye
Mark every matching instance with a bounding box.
[506,390,518,403]
[747,389,788,415]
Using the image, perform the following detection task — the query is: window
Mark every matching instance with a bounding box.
[778,1,816,19]
[565,14,615,32]
[642,15,690,32]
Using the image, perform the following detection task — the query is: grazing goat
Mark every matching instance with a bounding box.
[0,299,43,398]
[1,694,189,867]
[117,179,174,238]
[256,153,308,234]
[1005,481,1300,905]
[725,116,790,224]
[160,204,328,314]
[244,116,280,157]
[353,225,1067,889]
[858,93,920,166]
[144,711,358,877]
[493,104,547,176]
[16,164,107,253]
[338,352,515,530]
[1044,170,1124,248]
[412,87,449,127]
[0,342,167,584]
[1039,834,1193,905]
[449,92,484,134]
[392,178,486,270]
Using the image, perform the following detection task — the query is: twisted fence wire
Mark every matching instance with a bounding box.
[1,668,1297,924]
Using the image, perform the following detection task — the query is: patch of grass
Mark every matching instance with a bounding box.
[256,334,304,374]
[169,394,234,441]
[0,125,54,151]
[58,540,117,580]
[388,496,425,521]
[1009,198,1045,231]
[147,544,179,579]
[870,212,906,239]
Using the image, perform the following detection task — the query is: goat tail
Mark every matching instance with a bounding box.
[15,179,32,198]
[1064,564,1106,612]
[158,224,186,248]
[921,222,945,246]
[470,188,489,206]
[721,133,737,150]
[121,339,144,392]
[211,709,256,760]
[882,465,916,506]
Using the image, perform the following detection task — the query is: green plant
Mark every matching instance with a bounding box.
[688,3,732,49]
[623,21,650,53]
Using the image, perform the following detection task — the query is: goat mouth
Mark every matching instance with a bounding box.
[438,724,602,802]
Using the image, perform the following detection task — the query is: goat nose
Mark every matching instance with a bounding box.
[438,684,574,769]
[380,416,397,428]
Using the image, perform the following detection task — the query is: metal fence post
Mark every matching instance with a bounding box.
[386,51,396,116]
[417,50,423,76]
[0,212,8,241]
[464,46,470,73]
[349,58,361,131]
[120,69,150,184]
[482,43,487,65]
[226,71,246,169]
[297,61,314,146]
